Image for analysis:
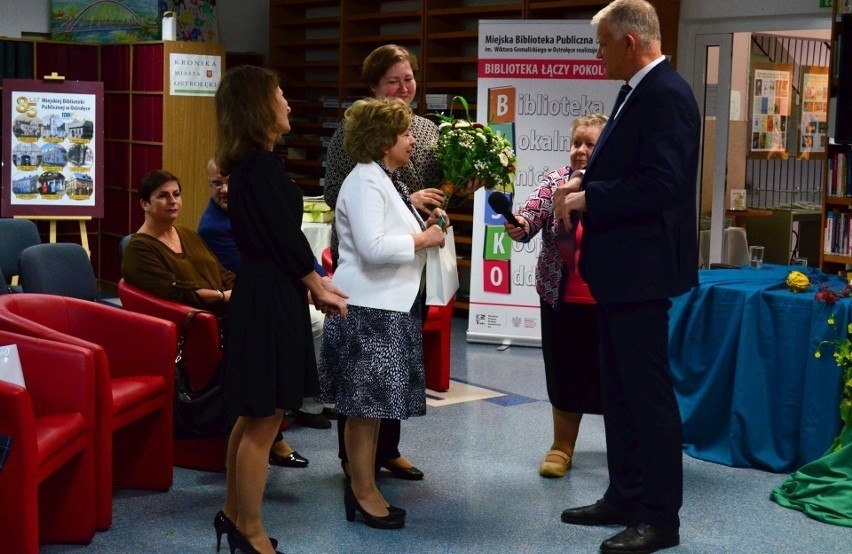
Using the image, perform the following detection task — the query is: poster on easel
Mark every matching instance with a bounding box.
[2,79,104,218]
[798,65,829,159]
[749,62,793,157]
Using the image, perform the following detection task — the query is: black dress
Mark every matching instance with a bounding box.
[224,150,318,418]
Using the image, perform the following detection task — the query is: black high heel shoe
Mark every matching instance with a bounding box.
[226,527,283,554]
[387,505,406,517]
[343,484,405,529]
[214,511,278,552]
[341,464,405,516]
[378,458,424,480]
[214,511,233,552]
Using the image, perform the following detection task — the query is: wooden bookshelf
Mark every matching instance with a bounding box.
[821,4,852,274]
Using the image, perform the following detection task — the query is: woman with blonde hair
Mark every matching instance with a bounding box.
[504,114,608,478]
[319,97,448,529]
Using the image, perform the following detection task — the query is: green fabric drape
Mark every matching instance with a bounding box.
[771,426,852,527]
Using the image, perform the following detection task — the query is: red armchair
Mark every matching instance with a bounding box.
[320,247,454,392]
[0,294,175,531]
[118,278,226,471]
[0,330,97,553]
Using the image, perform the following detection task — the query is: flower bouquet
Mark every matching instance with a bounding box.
[432,96,517,208]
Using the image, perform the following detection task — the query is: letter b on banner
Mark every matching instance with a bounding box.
[489,86,515,124]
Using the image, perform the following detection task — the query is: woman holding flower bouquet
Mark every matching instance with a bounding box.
[318,97,448,528]
[504,114,608,478]
[324,43,464,482]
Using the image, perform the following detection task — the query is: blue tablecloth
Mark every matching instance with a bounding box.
[669,265,846,472]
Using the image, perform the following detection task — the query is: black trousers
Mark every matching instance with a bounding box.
[337,417,401,463]
[597,299,682,531]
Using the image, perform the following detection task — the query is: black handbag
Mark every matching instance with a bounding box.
[173,310,230,439]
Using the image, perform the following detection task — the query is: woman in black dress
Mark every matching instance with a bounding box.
[214,65,348,554]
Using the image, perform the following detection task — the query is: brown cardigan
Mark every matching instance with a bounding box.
[122,225,236,309]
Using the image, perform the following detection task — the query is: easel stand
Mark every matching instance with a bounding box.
[15,215,92,258]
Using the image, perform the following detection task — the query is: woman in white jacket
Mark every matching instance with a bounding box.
[319,97,447,530]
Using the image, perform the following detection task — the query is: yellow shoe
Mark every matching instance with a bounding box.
[539,449,572,478]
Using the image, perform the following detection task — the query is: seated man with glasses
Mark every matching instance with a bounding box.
[198,158,335,434]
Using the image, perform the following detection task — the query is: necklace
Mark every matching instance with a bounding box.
[159,229,180,251]
[140,224,180,251]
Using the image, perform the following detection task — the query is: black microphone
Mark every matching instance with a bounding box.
[488,191,523,228]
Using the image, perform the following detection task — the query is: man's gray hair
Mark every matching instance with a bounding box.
[592,0,661,50]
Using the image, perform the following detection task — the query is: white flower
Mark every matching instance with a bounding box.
[453,120,471,128]
[499,152,509,167]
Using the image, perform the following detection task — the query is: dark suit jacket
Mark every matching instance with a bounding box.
[580,60,700,304]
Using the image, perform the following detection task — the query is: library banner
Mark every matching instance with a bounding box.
[468,20,621,346]
[2,79,104,218]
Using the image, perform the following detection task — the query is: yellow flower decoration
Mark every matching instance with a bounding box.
[786,270,810,292]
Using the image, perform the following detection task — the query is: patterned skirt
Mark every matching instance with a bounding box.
[319,302,426,419]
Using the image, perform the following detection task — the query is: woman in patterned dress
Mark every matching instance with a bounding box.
[323,44,456,482]
[319,97,448,529]
[504,114,607,479]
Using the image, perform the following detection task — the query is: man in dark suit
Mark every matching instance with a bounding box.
[554,1,700,553]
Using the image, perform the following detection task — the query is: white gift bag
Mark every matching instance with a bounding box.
[425,226,459,306]
[0,344,25,388]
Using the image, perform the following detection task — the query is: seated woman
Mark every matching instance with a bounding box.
[122,169,308,468]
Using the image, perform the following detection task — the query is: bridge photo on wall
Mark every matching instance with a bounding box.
[50,0,160,43]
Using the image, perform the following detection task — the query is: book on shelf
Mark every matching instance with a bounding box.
[823,210,852,256]
[826,210,836,254]
[828,149,852,197]
[426,94,454,111]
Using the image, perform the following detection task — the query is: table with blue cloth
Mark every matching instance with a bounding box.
[669,264,846,472]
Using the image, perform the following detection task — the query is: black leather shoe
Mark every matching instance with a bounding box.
[344,484,405,529]
[560,499,636,526]
[378,459,424,481]
[294,409,332,429]
[269,450,309,468]
[322,407,338,420]
[600,523,679,553]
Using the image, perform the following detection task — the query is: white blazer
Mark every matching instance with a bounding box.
[333,162,426,312]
